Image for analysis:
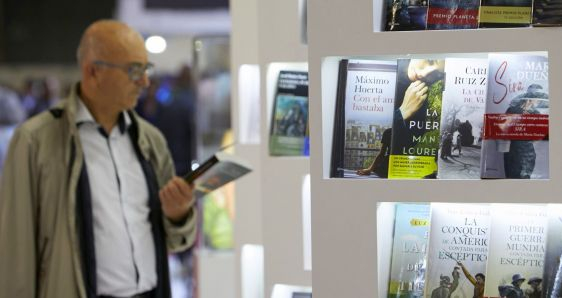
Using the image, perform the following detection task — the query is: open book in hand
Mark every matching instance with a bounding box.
[183,151,252,195]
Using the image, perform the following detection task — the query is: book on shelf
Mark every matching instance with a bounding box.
[478,0,532,27]
[480,53,549,179]
[533,0,562,26]
[542,204,562,298]
[437,58,487,179]
[388,203,431,298]
[483,204,547,298]
[425,203,491,298]
[292,292,312,298]
[269,70,309,156]
[384,0,428,30]
[184,151,252,195]
[330,59,397,178]
[426,0,480,29]
[388,58,445,179]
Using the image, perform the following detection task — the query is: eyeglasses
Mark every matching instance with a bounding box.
[93,60,154,81]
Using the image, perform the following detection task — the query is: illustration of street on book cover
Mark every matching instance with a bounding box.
[438,58,487,179]
[269,70,309,156]
[480,53,549,179]
[542,204,562,298]
[388,203,430,298]
[425,203,490,298]
[388,59,445,179]
[330,59,397,178]
[384,0,428,30]
[478,0,532,27]
[426,0,480,29]
[483,204,547,298]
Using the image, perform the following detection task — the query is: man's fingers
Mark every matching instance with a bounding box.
[171,177,192,198]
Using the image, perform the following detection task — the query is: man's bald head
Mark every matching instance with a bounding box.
[76,20,145,66]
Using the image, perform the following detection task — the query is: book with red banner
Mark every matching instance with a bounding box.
[427,0,480,29]
[480,53,549,179]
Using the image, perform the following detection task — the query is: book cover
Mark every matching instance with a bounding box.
[480,53,549,179]
[533,0,562,26]
[388,203,430,298]
[330,59,397,178]
[478,0,532,27]
[425,203,491,298]
[269,71,309,156]
[384,0,429,31]
[438,58,487,179]
[185,151,252,195]
[483,204,547,298]
[542,204,562,298]
[388,59,445,179]
[426,0,480,29]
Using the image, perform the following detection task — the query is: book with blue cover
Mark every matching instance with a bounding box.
[269,71,309,156]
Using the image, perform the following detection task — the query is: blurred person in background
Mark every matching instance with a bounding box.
[0,20,197,298]
[0,86,27,177]
[137,65,197,176]
[19,77,61,118]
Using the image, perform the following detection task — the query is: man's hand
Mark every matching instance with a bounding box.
[356,168,372,176]
[399,80,428,120]
[159,177,194,223]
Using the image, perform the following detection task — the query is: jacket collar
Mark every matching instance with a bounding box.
[61,82,151,161]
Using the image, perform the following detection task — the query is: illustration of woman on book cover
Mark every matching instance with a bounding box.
[501,84,548,179]
[389,59,445,179]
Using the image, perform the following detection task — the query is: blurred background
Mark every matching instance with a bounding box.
[0,1,234,297]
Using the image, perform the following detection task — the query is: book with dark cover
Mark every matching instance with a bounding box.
[425,203,491,298]
[483,204,547,298]
[184,151,252,194]
[427,0,480,29]
[533,0,562,26]
[269,70,309,156]
[388,59,445,179]
[480,53,549,179]
[542,204,562,298]
[384,0,429,30]
[292,292,312,298]
[437,58,487,179]
[388,203,431,298]
[478,0,532,27]
[330,59,397,178]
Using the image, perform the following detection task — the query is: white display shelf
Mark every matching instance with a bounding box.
[231,1,263,298]
[257,0,312,294]
[308,0,562,297]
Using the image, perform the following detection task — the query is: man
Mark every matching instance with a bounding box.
[0,20,197,298]
[431,271,460,298]
[524,277,542,298]
[499,274,526,298]
[457,261,485,298]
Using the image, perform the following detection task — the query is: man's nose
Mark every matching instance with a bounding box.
[136,72,150,88]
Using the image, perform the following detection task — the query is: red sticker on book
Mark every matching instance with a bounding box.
[427,8,479,26]
[483,113,549,140]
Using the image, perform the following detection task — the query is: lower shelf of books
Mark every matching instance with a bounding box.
[377,202,561,298]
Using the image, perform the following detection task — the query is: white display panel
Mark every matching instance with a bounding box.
[302,174,312,271]
[308,0,562,297]
[238,64,261,145]
[242,244,265,298]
